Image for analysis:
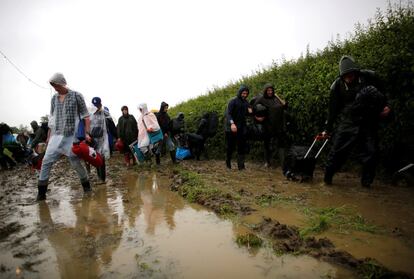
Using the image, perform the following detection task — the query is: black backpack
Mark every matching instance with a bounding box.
[207,111,218,137]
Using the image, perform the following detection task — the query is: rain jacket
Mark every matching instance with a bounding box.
[90,108,111,159]
[171,112,186,136]
[225,85,251,134]
[137,103,161,148]
[117,113,138,145]
[31,122,48,149]
[254,83,286,135]
[326,56,384,132]
[156,102,171,135]
[197,113,210,139]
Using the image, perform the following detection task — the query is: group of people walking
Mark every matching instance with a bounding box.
[224,55,390,188]
[0,55,392,201]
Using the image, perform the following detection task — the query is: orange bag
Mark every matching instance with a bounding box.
[72,141,103,167]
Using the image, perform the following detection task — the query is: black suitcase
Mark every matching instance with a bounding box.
[283,136,329,182]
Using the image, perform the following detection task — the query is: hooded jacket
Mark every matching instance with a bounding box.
[225,85,251,134]
[117,111,138,145]
[30,121,39,133]
[326,56,384,132]
[254,83,285,135]
[156,102,171,134]
[31,122,48,149]
[137,103,161,148]
[197,113,210,138]
[171,112,186,135]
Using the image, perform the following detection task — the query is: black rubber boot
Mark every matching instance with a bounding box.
[323,170,333,186]
[155,154,161,165]
[81,180,92,193]
[36,180,48,201]
[226,159,231,169]
[237,155,245,170]
[170,151,178,164]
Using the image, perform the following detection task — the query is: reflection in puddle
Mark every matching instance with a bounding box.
[29,173,353,278]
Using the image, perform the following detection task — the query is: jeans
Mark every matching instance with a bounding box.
[39,148,88,183]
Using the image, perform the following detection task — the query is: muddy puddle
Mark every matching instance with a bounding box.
[183,160,414,276]
[0,165,353,278]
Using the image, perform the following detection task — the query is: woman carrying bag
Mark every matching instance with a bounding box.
[137,103,163,164]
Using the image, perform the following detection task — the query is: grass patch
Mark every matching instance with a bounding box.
[177,170,220,203]
[358,259,388,279]
[255,194,293,207]
[235,233,263,248]
[300,206,381,237]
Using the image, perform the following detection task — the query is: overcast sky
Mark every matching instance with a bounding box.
[0,0,391,129]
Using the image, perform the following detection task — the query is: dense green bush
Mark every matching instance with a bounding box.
[170,3,414,171]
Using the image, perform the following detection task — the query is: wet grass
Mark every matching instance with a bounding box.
[254,193,294,207]
[173,169,242,218]
[235,233,263,248]
[358,259,389,279]
[175,169,221,203]
[299,206,382,237]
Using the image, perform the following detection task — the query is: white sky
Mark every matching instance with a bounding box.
[0,0,391,128]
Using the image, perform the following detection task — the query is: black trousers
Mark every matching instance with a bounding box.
[325,125,378,185]
[226,131,247,167]
[263,132,286,165]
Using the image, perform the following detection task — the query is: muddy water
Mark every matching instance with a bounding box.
[0,171,353,278]
[225,167,414,275]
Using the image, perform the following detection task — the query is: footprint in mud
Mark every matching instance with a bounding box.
[0,222,24,242]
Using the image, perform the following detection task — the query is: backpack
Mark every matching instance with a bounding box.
[207,111,218,137]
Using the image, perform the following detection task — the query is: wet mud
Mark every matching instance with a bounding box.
[0,154,413,278]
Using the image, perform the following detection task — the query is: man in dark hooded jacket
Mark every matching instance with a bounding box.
[31,121,48,150]
[254,83,287,167]
[171,112,187,147]
[322,55,390,188]
[155,102,177,164]
[117,106,138,166]
[225,85,252,170]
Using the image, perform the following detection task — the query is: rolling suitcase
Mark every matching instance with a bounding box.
[283,134,329,182]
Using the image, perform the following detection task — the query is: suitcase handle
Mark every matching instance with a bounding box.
[304,137,329,159]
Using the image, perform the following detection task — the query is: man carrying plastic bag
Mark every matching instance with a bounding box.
[36,73,92,201]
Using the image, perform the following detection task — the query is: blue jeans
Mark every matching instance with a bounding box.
[39,149,88,184]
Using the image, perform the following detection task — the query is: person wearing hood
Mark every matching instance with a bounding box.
[90,97,111,183]
[36,73,92,201]
[155,102,177,164]
[254,83,287,168]
[192,112,210,160]
[117,106,138,166]
[137,103,161,162]
[31,121,48,150]
[225,85,252,170]
[171,112,187,147]
[31,121,39,134]
[322,55,391,188]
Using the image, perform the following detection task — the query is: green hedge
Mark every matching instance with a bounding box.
[170,3,414,171]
